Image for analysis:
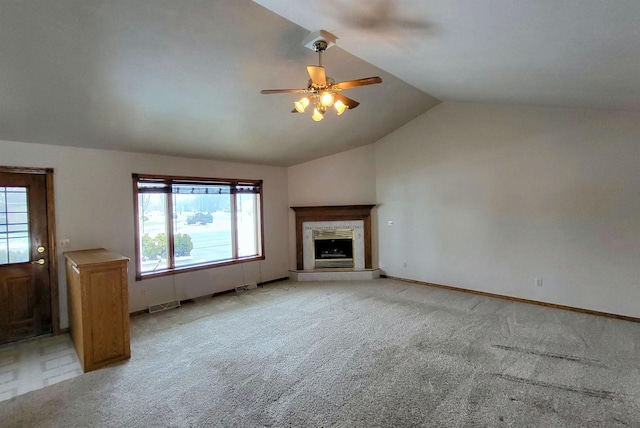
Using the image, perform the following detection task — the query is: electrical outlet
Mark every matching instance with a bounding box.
[535,278,543,287]
[60,239,70,247]
[387,220,394,226]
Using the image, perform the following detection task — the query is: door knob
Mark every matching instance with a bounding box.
[31,258,46,265]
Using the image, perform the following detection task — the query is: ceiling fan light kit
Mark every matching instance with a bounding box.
[260,30,382,122]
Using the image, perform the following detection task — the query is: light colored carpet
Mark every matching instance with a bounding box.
[0,278,639,427]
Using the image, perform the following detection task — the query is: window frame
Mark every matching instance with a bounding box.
[132,173,264,281]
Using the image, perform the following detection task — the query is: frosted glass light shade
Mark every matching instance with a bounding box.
[320,91,335,107]
[334,100,347,115]
[294,97,310,113]
[312,107,324,121]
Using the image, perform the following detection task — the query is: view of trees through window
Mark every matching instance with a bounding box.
[134,175,262,278]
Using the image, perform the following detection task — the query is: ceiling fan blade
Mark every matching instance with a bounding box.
[334,93,360,109]
[260,88,310,94]
[332,76,382,90]
[307,66,327,86]
[291,108,299,113]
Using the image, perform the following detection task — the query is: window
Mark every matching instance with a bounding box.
[0,187,30,264]
[133,174,263,280]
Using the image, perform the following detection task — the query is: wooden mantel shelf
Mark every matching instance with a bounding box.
[290,205,376,214]
[291,205,376,270]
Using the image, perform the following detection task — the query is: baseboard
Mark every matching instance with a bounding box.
[211,289,237,297]
[382,275,640,324]
[128,280,288,318]
[257,276,289,286]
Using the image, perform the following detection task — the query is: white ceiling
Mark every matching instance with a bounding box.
[1,1,638,167]
[0,0,438,166]
[256,0,640,111]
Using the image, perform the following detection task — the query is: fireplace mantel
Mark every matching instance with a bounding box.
[291,205,375,270]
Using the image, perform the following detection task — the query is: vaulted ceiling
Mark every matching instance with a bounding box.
[257,0,640,112]
[1,1,638,166]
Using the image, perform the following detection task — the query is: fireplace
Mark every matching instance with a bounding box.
[313,228,354,269]
[301,220,364,270]
[291,205,375,270]
[290,205,380,280]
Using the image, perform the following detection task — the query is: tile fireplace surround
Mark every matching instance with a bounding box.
[290,205,380,281]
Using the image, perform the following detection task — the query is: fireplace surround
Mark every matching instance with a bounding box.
[303,220,364,270]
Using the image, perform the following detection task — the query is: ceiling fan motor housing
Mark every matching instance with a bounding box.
[313,40,328,52]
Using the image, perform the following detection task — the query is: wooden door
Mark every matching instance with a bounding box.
[0,170,54,344]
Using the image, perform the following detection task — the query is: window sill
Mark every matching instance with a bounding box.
[135,255,264,281]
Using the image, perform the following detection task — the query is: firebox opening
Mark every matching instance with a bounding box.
[313,228,355,269]
[315,239,353,258]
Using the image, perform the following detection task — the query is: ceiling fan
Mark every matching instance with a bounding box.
[260,32,382,121]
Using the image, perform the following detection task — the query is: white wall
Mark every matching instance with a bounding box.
[287,144,377,269]
[1,140,290,327]
[376,102,640,317]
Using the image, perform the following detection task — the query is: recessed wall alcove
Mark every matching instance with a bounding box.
[290,205,380,281]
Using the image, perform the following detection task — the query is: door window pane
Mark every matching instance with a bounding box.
[0,187,29,265]
[6,189,27,212]
[0,239,7,264]
[8,236,29,263]
[7,212,27,224]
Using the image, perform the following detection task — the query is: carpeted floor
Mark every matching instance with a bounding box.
[0,278,639,427]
